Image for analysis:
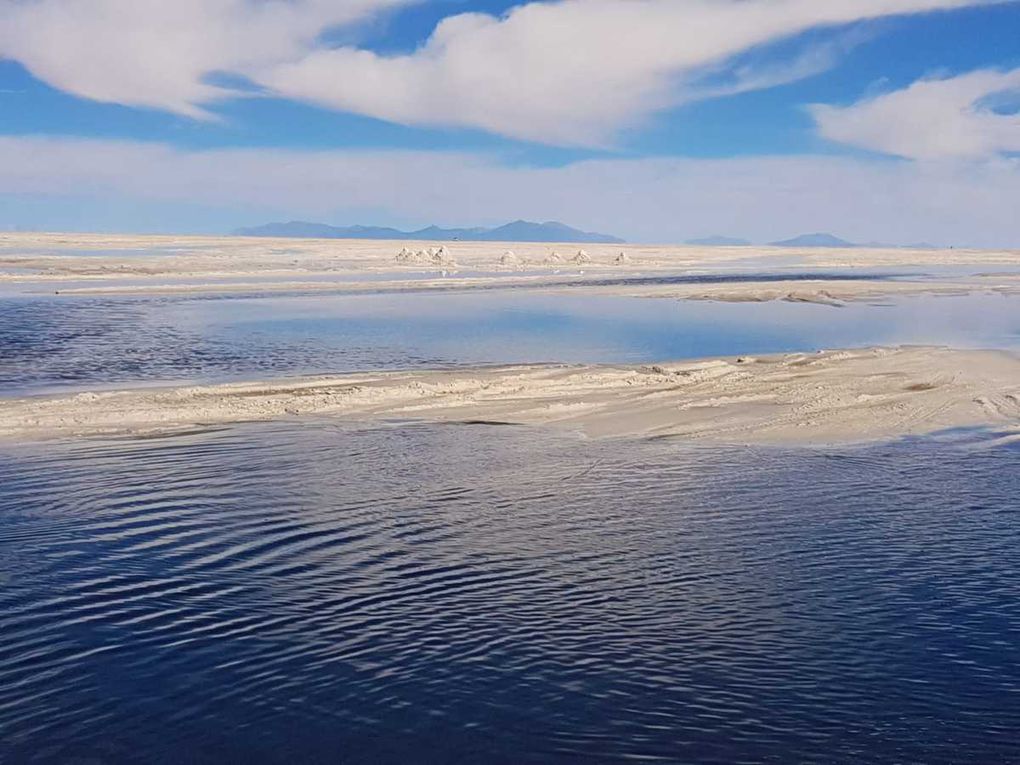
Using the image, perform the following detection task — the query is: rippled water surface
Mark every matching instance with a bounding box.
[2,290,1019,394]
[2,422,1019,763]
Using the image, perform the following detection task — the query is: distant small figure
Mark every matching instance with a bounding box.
[614,251,631,265]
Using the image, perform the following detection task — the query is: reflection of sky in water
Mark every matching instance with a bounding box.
[1,290,1019,395]
[197,290,1020,362]
[2,421,1019,763]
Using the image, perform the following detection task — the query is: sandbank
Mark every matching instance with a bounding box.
[3,347,1018,445]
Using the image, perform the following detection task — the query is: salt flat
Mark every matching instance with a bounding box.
[4,233,1020,444]
[3,232,1020,305]
[4,346,1019,445]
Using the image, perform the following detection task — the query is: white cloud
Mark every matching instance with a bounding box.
[0,0,1008,141]
[258,0,1005,144]
[0,0,413,117]
[2,135,1018,247]
[812,68,1020,160]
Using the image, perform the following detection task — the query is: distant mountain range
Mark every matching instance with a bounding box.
[234,219,625,244]
[236,220,945,249]
[768,233,857,248]
[687,232,944,249]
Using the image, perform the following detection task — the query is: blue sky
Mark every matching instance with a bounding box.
[1,0,1019,244]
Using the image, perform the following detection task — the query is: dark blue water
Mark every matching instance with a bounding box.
[2,290,1019,394]
[1,421,1019,763]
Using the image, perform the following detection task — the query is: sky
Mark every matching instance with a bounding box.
[0,0,1019,245]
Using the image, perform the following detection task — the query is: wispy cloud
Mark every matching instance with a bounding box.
[0,0,417,118]
[264,0,1006,145]
[812,68,1020,160]
[0,0,1009,143]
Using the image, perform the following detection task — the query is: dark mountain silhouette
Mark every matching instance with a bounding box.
[769,233,857,248]
[234,219,624,244]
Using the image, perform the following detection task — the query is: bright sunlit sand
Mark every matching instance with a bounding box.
[3,345,1020,444]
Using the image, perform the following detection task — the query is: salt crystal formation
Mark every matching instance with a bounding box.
[394,245,455,267]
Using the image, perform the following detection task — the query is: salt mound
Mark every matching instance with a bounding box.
[431,245,455,267]
[572,249,592,264]
[499,250,521,267]
[614,252,631,264]
[545,251,563,264]
[394,245,455,267]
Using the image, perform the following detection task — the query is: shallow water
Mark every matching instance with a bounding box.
[2,290,1019,395]
[1,421,1019,764]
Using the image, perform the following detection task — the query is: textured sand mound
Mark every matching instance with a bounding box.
[4,347,1019,445]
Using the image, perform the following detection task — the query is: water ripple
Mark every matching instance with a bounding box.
[1,422,1019,763]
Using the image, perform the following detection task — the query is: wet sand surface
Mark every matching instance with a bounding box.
[4,347,1019,445]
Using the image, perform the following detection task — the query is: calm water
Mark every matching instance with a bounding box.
[2,290,1019,394]
[1,421,1019,763]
